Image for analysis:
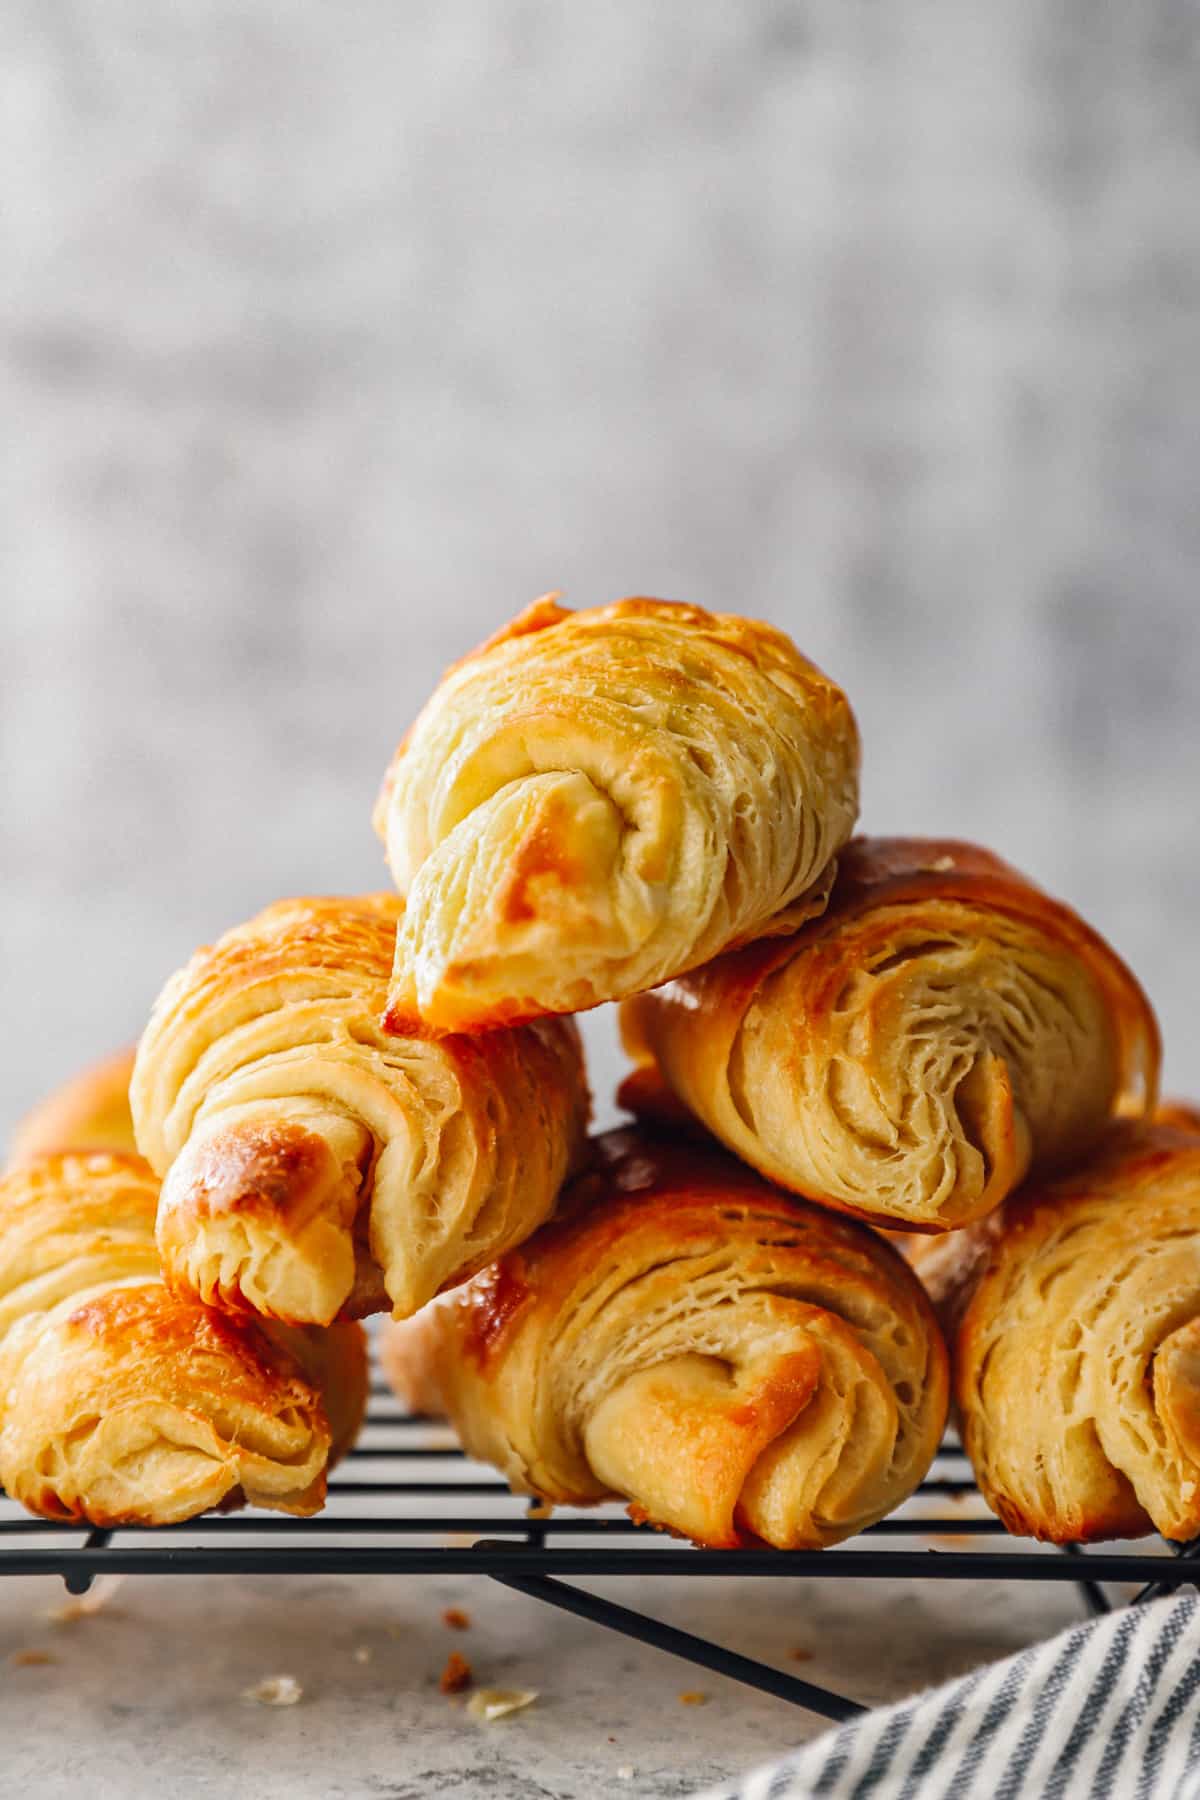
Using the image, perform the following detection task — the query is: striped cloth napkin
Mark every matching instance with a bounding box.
[694,1592,1200,1800]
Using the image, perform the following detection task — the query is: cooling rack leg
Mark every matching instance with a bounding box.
[63,1529,112,1595]
[1061,1545,1112,1617]
[1131,1538,1200,1607]
[486,1567,864,1721]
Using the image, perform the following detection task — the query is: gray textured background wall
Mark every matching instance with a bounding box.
[3,0,1198,1140]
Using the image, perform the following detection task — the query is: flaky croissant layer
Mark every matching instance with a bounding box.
[131,894,589,1326]
[621,837,1159,1231]
[375,596,860,1031]
[0,1149,367,1526]
[383,1128,948,1549]
[915,1121,1200,1543]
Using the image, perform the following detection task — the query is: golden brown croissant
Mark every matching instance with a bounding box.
[374,597,860,1032]
[131,894,589,1325]
[0,1148,367,1524]
[8,1048,138,1163]
[381,1127,948,1549]
[620,837,1159,1232]
[916,1121,1200,1543]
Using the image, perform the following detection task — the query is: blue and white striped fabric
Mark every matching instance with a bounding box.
[695,1594,1200,1800]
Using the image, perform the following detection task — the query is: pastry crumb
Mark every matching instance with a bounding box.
[467,1687,538,1721]
[353,1646,372,1665]
[47,1575,125,1622]
[525,1500,554,1520]
[617,1767,635,1782]
[442,1607,471,1631]
[439,1651,473,1694]
[242,1675,302,1707]
[789,1647,813,1663]
[11,1649,57,1666]
[678,1690,708,1705]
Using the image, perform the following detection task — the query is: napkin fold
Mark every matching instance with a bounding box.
[695,1592,1200,1800]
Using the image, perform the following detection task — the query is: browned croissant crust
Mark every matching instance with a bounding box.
[1154,1099,1200,1135]
[374,597,860,1032]
[131,895,589,1325]
[381,1127,948,1549]
[0,1148,367,1525]
[916,1121,1200,1543]
[8,1048,138,1163]
[620,837,1159,1231]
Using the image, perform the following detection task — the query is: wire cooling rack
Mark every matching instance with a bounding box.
[2,1376,1197,1722]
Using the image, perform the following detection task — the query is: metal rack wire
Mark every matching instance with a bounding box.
[2,1377,1196,1722]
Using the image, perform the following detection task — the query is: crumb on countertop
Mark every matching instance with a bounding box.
[442,1607,471,1631]
[11,1649,57,1667]
[678,1690,708,1705]
[439,1651,473,1694]
[466,1687,538,1721]
[242,1675,302,1707]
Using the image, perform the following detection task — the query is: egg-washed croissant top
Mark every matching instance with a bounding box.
[132,894,589,1325]
[621,837,1159,1230]
[0,1056,367,1527]
[382,1127,948,1549]
[374,596,860,1032]
[914,1119,1200,1544]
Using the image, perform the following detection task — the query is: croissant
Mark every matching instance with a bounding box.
[915,1121,1200,1543]
[381,1127,948,1549]
[620,837,1159,1231]
[0,1147,367,1525]
[131,894,589,1325]
[374,596,860,1032]
[9,1047,138,1163]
